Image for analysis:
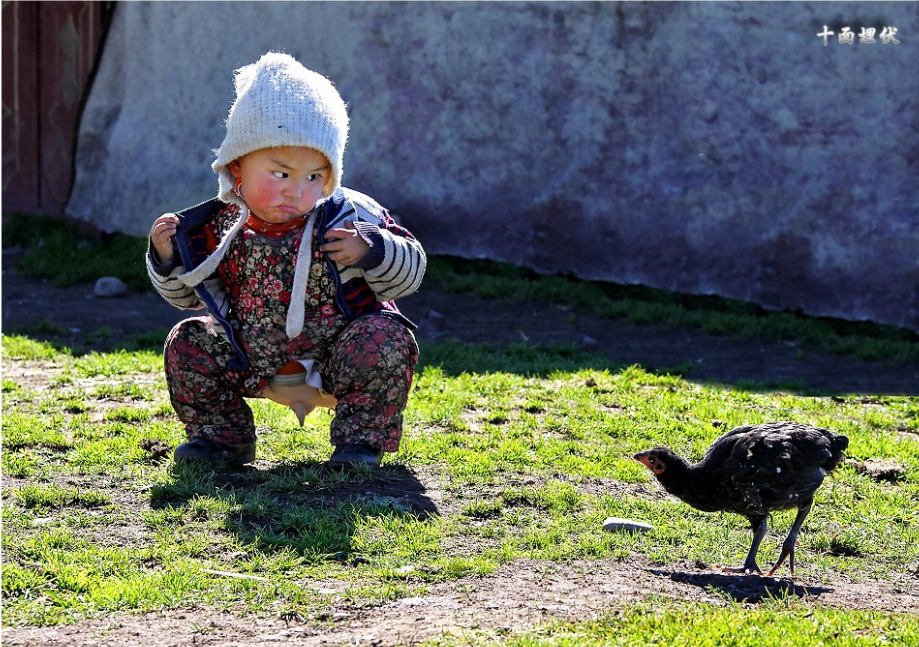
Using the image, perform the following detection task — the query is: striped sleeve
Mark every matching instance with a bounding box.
[202,276,230,318]
[360,228,426,300]
[334,191,426,301]
[146,250,202,310]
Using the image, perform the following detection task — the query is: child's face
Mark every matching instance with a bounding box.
[229,147,331,223]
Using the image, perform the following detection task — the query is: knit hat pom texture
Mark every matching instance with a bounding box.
[212,52,349,205]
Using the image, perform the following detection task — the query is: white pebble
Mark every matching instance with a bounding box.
[93,276,127,298]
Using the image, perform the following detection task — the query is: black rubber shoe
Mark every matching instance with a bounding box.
[328,444,383,469]
[173,437,256,465]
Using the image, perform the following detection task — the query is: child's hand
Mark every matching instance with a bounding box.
[151,214,179,263]
[321,220,370,267]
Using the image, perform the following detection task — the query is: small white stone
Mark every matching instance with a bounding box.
[602,517,653,534]
[93,276,128,298]
[399,597,426,606]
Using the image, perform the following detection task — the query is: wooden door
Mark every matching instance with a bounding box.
[2,1,112,216]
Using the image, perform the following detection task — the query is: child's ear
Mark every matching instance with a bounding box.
[228,160,242,178]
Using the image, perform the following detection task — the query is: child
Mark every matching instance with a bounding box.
[146,52,425,468]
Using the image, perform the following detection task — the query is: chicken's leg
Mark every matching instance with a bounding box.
[722,516,767,574]
[766,501,812,577]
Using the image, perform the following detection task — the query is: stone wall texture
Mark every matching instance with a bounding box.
[67,1,919,332]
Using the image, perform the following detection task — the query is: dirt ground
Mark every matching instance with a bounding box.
[3,259,918,396]
[3,556,917,647]
[2,264,919,645]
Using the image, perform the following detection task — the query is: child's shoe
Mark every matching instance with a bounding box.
[328,444,383,469]
[173,437,256,465]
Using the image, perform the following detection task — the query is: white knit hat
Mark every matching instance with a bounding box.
[212,52,349,205]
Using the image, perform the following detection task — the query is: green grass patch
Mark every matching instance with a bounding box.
[13,485,111,509]
[2,332,917,637]
[426,256,919,363]
[1,335,65,361]
[472,603,919,647]
[2,412,73,451]
[2,214,150,290]
[71,349,163,376]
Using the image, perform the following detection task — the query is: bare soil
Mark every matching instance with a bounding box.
[2,266,919,645]
[4,557,918,647]
[3,263,918,396]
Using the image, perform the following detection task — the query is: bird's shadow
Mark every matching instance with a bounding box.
[648,568,832,603]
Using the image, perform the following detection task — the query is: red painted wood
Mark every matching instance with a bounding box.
[38,2,104,214]
[2,2,106,216]
[2,1,40,212]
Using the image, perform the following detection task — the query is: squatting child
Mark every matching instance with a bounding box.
[146,52,425,468]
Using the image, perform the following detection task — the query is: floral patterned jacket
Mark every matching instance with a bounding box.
[146,187,425,370]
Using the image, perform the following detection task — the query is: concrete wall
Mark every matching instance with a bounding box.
[67,2,919,332]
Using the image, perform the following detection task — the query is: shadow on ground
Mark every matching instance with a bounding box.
[649,568,832,603]
[148,460,439,560]
[3,267,917,396]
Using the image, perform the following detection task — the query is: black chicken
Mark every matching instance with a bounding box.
[634,421,849,576]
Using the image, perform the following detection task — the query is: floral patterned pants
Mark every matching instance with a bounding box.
[164,314,418,453]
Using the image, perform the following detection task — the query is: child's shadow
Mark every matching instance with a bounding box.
[149,460,439,559]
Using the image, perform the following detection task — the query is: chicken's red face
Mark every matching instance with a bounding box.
[634,450,666,475]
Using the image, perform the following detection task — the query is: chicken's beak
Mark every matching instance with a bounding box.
[633,452,651,468]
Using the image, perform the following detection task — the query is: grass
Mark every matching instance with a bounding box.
[13,484,111,509]
[2,218,918,640]
[2,214,151,291]
[425,256,919,364]
[2,335,918,640]
[458,602,919,647]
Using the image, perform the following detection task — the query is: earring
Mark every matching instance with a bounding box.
[234,179,245,201]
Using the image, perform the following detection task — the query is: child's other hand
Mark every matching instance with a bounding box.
[321,220,370,267]
[151,214,179,263]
